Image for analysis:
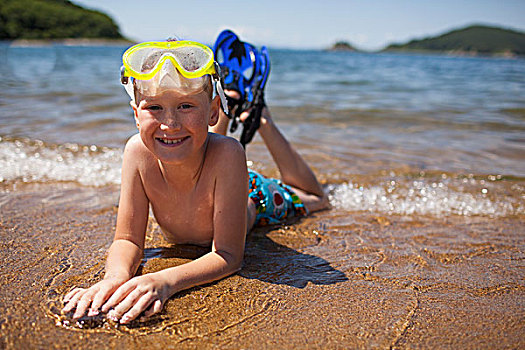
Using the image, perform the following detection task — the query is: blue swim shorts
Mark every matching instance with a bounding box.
[248,169,308,226]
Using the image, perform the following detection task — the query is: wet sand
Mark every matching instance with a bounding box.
[0,183,524,349]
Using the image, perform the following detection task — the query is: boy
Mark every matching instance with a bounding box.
[62,40,327,324]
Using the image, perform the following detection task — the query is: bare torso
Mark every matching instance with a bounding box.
[146,175,215,246]
[135,134,221,246]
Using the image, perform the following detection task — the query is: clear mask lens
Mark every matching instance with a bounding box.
[134,59,207,97]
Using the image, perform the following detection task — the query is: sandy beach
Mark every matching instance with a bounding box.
[1,182,523,349]
[1,43,524,348]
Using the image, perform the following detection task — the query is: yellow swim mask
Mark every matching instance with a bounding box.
[120,40,228,113]
[122,40,217,80]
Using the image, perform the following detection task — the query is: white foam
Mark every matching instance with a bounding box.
[0,137,122,187]
[328,179,524,217]
[2,137,523,217]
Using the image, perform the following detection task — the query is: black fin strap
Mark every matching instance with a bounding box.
[239,91,265,148]
[226,95,246,133]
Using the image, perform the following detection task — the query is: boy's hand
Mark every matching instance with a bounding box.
[239,106,272,125]
[62,278,126,319]
[101,272,170,324]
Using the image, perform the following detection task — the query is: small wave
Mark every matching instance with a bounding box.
[0,136,121,187]
[328,176,524,217]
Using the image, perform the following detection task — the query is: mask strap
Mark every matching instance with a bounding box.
[216,80,229,115]
[212,62,229,116]
[120,66,136,101]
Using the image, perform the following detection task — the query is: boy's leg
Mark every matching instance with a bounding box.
[209,108,229,135]
[208,90,241,136]
[256,108,329,212]
[210,90,328,214]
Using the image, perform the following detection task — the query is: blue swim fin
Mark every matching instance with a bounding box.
[213,30,259,114]
[213,30,271,148]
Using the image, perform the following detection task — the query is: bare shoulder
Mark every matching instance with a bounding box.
[124,134,145,154]
[207,133,246,170]
[122,134,154,165]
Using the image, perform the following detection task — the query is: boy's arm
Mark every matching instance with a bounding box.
[107,136,150,279]
[101,138,248,324]
[63,136,150,318]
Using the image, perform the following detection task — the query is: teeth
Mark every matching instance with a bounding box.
[159,137,183,144]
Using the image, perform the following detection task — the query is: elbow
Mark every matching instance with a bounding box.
[215,249,244,274]
[227,253,244,273]
[231,258,243,273]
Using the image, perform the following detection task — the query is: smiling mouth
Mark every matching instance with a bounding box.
[156,136,189,145]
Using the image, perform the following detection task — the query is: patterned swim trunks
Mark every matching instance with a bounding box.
[248,169,308,226]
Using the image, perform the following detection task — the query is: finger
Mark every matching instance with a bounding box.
[142,299,163,320]
[62,289,85,313]
[89,285,118,316]
[120,293,156,324]
[224,89,241,99]
[63,287,83,303]
[106,288,143,321]
[239,110,251,122]
[101,282,135,313]
[73,291,97,319]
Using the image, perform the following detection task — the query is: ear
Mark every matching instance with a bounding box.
[208,95,220,127]
[130,101,140,128]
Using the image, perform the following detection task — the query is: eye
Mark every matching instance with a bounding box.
[178,103,194,110]
[145,105,162,111]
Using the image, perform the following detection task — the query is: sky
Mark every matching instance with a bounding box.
[72,0,525,51]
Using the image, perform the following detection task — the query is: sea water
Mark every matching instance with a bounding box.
[0,43,524,217]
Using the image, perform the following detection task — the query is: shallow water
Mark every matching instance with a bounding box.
[0,43,524,348]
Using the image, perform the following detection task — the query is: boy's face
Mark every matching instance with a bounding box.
[131,89,219,164]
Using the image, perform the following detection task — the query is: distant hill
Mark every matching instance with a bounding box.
[328,41,358,52]
[0,0,124,40]
[383,25,525,57]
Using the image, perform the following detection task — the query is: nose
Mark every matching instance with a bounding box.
[159,111,180,131]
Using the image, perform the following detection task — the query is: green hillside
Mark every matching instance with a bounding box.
[0,0,124,40]
[384,25,525,56]
[328,41,359,52]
